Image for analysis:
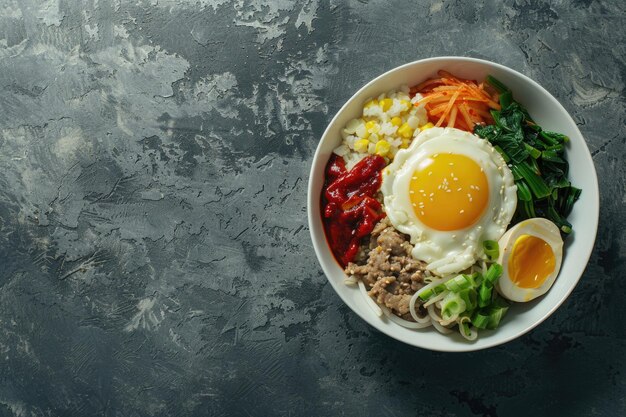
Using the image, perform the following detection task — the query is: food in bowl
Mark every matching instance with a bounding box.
[320,70,581,341]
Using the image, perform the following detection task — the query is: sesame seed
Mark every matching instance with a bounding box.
[419,189,424,193]
[452,234,457,239]
[420,211,425,215]
[449,162,454,166]
[412,176,417,180]
[453,177,459,181]
[460,210,465,214]
[412,203,416,207]
[428,171,433,176]
[446,189,451,193]
[429,193,434,197]
[457,187,462,191]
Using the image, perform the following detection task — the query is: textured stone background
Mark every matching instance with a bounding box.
[0,0,624,416]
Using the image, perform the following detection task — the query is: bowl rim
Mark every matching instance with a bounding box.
[307,56,600,352]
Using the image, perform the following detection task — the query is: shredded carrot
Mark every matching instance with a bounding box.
[411,70,500,132]
[435,90,460,127]
[458,103,475,129]
[448,105,458,128]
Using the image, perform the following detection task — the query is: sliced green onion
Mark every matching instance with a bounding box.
[486,302,510,330]
[471,312,490,329]
[417,283,446,301]
[478,284,492,308]
[460,320,472,337]
[444,274,481,293]
[458,288,478,311]
[482,240,499,260]
[471,299,510,330]
[440,292,466,321]
[484,263,503,285]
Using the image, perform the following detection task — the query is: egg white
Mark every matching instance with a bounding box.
[381,127,517,275]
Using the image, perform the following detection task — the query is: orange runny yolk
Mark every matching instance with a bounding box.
[508,235,556,289]
[409,153,489,231]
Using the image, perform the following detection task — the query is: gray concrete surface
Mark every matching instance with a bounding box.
[0,1,624,416]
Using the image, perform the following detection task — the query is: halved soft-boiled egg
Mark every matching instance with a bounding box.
[382,127,517,275]
[496,218,563,302]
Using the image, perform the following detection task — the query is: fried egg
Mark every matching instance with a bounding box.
[381,127,517,275]
[495,218,563,302]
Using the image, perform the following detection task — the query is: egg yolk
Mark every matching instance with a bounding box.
[508,234,556,289]
[409,153,489,231]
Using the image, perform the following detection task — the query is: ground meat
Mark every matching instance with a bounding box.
[345,218,428,320]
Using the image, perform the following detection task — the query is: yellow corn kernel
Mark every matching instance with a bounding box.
[398,122,414,139]
[380,98,393,112]
[365,120,380,134]
[390,117,402,126]
[401,139,411,149]
[375,140,391,156]
[420,122,435,131]
[364,99,379,108]
[400,99,412,109]
[354,139,370,153]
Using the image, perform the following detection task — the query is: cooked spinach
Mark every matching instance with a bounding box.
[473,76,581,236]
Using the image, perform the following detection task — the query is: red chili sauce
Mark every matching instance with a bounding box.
[320,154,387,267]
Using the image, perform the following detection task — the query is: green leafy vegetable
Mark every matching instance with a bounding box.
[473,76,582,236]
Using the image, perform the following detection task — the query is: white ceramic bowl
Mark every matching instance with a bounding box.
[308,56,599,352]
